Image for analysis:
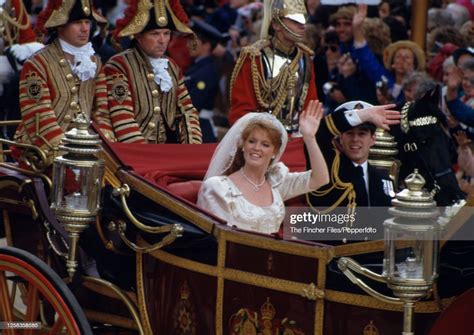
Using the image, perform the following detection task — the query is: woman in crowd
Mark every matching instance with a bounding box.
[197,100,329,234]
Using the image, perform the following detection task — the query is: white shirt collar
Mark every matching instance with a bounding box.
[148,57,173,93]
[58,38,97,81]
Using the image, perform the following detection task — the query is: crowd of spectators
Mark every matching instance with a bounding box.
[9,0,474,197]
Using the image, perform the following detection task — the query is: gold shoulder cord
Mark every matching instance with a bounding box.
[306,151,356,215]
[306,114,357,216]
[0,1,31,45]
[229,40,268,96]
[230,40,303,116]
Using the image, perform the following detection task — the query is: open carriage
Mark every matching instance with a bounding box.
[0,117,473,335]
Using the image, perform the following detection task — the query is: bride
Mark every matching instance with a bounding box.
[197,100,399,234]
[197,100,328,234]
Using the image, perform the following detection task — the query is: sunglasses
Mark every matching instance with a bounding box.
[324,45,339,53]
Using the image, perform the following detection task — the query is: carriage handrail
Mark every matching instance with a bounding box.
[338,257,403,305]
[0,161,52,190]
[0,120,22,126]
[112,183,185,234]
[0,138,50,174]
[111,219,184,253]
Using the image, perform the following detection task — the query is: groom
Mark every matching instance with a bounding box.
[307,101,396,211]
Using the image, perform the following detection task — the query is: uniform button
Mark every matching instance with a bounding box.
[148,122,156,129]
[70,101,78,109]
[83,6,90,14]
[153,106,161,114]
[66,74,74,81]
[64,115,72,122]
[70,86,78,94]
[147,73,155,81]
[152,89,159,97]
[59,59,68,67]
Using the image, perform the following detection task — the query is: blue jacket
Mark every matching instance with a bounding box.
[447,97,474,127]
[185,56,220,111]
[345,43,406,103]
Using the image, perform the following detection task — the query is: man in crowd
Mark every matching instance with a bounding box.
[13,0,114,166]
[185,19,226,142]
[229,0,317,133]
[105,0,202,144]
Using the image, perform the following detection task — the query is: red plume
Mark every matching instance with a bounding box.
[169,0,189,25]
[35,0,63,33]
[113,0,140,38]
[11,0,37,43]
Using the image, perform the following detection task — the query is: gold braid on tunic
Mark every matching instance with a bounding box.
[230,39,307,118]
[305,114,357,217]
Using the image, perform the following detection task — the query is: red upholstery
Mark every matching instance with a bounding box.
[428,288,474,335]
[166,180,203,203]
[108,138,307,203]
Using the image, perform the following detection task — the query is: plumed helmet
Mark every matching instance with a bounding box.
[260,0,308,39]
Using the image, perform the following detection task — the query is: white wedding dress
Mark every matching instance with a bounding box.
[197,162,313,234]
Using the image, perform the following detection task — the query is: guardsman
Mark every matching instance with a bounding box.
[229,0,318,134]
[13,0,114,166]
[105,0,202,144]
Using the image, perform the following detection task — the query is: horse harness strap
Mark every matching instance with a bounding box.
[400,101,443,194]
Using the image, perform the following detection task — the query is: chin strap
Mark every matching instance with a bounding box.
[274,16,305,42]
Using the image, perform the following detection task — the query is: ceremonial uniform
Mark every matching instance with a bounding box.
[14,40,113,160]
[105,47,202,144]
[13,0,113,166]
[109,0,203,144]
[229,0,317,131]
[0,0,44,140]
[230,39,317,129]
[306,108,393,211]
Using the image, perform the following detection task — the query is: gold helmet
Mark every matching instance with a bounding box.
[260,0,308,39]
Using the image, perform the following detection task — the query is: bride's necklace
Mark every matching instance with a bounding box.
[240,168,265,192]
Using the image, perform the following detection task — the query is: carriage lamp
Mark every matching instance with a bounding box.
[50,112,104,278]
[338,169,440,335]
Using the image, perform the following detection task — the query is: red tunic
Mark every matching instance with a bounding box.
[14,40,114,165]
[104,47,202,144]
[229,39,318,125]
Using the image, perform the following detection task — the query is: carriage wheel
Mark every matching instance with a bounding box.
[0,247,92,335]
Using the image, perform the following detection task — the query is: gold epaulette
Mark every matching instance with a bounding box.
[296,42,314,56]
[230,39,270,98]
[240,39,271,57]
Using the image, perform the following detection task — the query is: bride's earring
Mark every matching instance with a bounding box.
[272,155,275,159]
